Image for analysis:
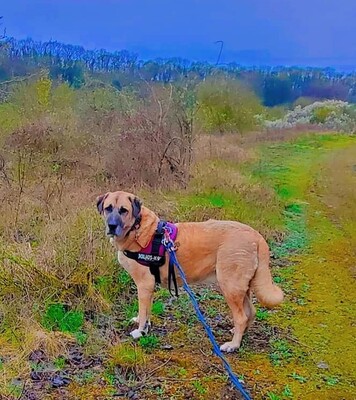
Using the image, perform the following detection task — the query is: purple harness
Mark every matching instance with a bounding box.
[123,221,179,295]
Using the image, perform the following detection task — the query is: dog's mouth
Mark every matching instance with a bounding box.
[106,223,123,237]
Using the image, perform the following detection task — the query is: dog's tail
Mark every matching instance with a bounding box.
[251,238,284,308]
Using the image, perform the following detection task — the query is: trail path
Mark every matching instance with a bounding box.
[250,135,356,399]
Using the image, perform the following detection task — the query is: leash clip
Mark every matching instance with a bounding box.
[162,227,177,252]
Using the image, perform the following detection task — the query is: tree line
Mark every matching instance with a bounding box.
[0,36,355,105]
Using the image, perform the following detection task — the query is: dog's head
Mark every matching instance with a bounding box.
[96,191,142,239]
[96,191,158,248]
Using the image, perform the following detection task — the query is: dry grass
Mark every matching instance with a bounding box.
[194,133,252,164]
[241,124,330,145]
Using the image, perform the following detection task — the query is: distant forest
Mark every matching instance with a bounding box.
[1,36,356,106]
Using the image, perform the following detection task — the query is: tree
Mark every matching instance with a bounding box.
[263,75,293,106]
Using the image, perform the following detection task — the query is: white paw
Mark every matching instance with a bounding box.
[220,341,239,353]
[130,329,143,339]
[130,321,151,339]
[130,316,139,324]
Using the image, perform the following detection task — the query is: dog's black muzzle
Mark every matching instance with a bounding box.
[106,211,123,237]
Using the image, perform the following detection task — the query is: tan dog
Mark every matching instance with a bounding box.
[97,190,283,352]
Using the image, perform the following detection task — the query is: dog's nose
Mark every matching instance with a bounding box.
[108,224,118,233]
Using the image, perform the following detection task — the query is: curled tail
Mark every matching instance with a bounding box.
[251,238,284,308]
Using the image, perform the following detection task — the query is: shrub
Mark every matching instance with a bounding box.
[197,78,262,134]
[264,100,355,133]
[311,106,334,123]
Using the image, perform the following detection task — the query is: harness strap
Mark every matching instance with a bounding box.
[168,259,178,297]
[148,221,166,285]
[125,216,142,237]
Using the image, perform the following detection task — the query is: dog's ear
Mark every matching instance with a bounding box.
[135,206,159,248]
[96,193,109,214]
[130,196,142,219]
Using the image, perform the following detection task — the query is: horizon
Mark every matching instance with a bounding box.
[1,0,356,71]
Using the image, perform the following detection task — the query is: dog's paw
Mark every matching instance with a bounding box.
[130,329,144,339]
[130,316,139,324]
[130,321,151,340]
[220,341,239,353]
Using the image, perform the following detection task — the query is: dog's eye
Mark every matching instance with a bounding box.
[104,205,113,213]
[119,207,128,215]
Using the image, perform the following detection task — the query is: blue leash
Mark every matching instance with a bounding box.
[162,238,252,400]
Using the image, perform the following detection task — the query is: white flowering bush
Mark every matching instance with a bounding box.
[264,100,356,133]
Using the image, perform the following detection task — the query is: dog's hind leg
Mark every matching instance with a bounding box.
[244,290,256,330]
[219,289,248,352]
[216,261,254,352]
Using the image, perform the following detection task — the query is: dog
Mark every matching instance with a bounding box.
[97,190,283,352]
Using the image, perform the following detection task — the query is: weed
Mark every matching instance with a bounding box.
[266,385,293,400]
[152,301,165,316]
[7,383,23,398]
[282,385,293,397]
[74,331,88,345]
[300,283,310,294]
[123,300,139,321]
[103,370,116,385]
[167,366,188,378]
[139,335,160,350]
[256,308,269,321]
[156,288,171,300]
[178,367,188,377]
[269,339,293,366]
[117,269,133,289]
[206,305,219,317]
[254,369,261,375]
[42,303,84,334]
[171,293,197,325]
[192,379,207,395]
[54,356,66,370]
[74,369,95,384]
[295,298,306,306]
[267,392,281,400]
[197,288,224,301]
[290,372,307,383]
[153,386,164,395]
[30,361,44,372]
[324,376,339,386]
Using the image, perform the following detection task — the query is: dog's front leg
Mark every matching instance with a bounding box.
[118,254,156,339]
[130,285,155,339]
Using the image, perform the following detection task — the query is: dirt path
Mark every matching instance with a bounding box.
[288,143,356,399]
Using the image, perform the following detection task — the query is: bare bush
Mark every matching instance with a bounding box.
[84,84,195,189]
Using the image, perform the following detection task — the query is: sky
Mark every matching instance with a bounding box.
[1,0,356,68]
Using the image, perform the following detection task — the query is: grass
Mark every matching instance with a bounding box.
[108,343,146,368]
[1,131,355,399]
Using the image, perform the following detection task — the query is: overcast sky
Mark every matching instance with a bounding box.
[2,0,356,67]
